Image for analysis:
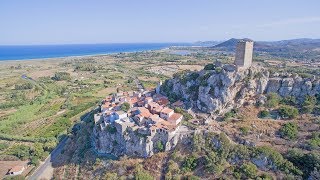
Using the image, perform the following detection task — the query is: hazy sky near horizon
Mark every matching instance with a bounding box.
[1,0,320,45]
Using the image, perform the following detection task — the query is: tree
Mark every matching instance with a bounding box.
[120,102,130,112]
[280,122,298,140]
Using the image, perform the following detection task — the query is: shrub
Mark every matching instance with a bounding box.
[15,82,34,90]
[286,149,320,179]
[120,102,130,112]
[156,141,164,152]
[223,109,237,121]
[52,72,71,81]
[279,122,298,140]
[240,162,258,179]
[266,93,281,108]
[0,143,9,151]
[278,106,299,119]
[135,167,153,180]
[204,64,216,70]
[239,127,249,135]
[307,132,320,150]
[7,144,31,160]
[281,96,297,106]
[182,155,198,172]
[259,110,270,118]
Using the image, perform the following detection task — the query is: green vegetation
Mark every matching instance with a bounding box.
[307,132,320,150]
[223,109,237,121]
[174,107,193,121]
[182,155,198,172]
[266,93,281,108]
[52,72,71,81]
[286,149,320,179]
[279,122,298,140]
[15,82,34,90]
[135,165,154,180]
[239,126,250,135]
[278,106,299,119]
[239,162,258,179]
[204,63,216,70]
[259,110,270,118]
[120,102,130,112]
[156,141,164,152]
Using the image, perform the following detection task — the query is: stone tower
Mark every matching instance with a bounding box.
[234,39,254,68]
[156,81,162,94]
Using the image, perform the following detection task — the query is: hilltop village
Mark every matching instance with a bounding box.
[93,84,186,157]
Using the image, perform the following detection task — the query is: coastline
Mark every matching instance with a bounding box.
[0,49,163,64]
[0,43,191,63]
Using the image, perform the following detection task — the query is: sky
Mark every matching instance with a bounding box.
[1,0,320,45]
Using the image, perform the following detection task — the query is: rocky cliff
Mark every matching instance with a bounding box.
[93,124,180,158]
[161,63,320,114]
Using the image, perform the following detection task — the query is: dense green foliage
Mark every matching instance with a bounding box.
[278,106,299,119]
[286,149,320,179]
[240,162,258,178]
[307,132,320,150]
[279,122,298,139]
[182,155,198,172]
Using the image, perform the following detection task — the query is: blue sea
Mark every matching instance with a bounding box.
[0,43,190,61]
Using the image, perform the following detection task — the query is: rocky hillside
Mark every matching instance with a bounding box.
[161,63,320,114]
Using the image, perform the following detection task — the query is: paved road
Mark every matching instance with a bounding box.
[28,137,68,180]
[28,109,94,180]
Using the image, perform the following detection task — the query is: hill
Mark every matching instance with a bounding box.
[212,38,320,61]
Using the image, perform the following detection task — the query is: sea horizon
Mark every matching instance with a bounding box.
[0,42,192,61]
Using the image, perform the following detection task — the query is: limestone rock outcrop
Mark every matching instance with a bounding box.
[161,64,320,114]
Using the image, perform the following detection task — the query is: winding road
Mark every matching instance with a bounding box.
[28,137,68,180]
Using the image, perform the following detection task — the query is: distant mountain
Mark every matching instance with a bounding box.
[193,41,220,46]
[211,38,320,60]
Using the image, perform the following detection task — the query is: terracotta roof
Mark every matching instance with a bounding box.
[161,107,174,114]
[149,114,160,121]
[10,165,24,173]
[145,97,153,101]
[137,107,151,118]
[157,97,169,106]
[129,97,138,104]
[168,113,183,122]
[148,102,159,109]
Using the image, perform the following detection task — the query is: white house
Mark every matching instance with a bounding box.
[8,165,25,176]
